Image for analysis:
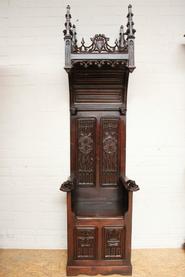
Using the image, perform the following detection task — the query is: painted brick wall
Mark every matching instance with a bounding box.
[0,0,185,249]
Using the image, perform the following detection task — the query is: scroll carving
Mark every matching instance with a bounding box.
[101,118,119,186]
[77,118,96,186]
[60,177,74,192]
[119,176,140,192]
[75,228,97,260]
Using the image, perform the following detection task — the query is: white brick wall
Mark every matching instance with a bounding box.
[0,0,185,249]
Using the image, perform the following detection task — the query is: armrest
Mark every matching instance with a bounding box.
[60,176,75,192]
[119,176,140,192]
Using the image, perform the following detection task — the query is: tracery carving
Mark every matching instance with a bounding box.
[72,60,127,68]
[103,227,125,259]
[101,118,119,185]
[75,34,127,53]
[75,228,97,260]
[77,118,96,186]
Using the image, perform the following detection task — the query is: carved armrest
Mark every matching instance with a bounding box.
[119,176,139,192]
[60,177,74,192]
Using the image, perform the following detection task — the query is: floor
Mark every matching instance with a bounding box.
[0,249,184,277]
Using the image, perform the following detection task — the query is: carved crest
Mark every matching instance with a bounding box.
[75,34,123,53]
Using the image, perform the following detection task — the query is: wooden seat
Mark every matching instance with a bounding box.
[72,184,128,217]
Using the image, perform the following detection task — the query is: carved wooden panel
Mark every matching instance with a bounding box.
[103,227,125,260]
[74,227,97,260]
[100,118,120,186]
[77,118,96,186]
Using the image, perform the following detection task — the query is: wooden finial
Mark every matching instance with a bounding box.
[64,5,73,70]
[72,24,77,50]
[119,25,125,48]
[126,4,136,39]
[126,5,136,72]
[64,5,72,37]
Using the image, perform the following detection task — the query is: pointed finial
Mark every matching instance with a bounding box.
[81,37,85,45]
[119,25,125,48]
[128,4,133,18]
[64,5,73,70]
[72,24,77,50]
[64,5,72,37]
[66,5,71,20]
[126,5,136,72]
[80,37,86,51]
[115,38,119,50]
[126,4,136,39]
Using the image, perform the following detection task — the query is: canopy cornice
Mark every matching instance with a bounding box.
[63,5,136,73]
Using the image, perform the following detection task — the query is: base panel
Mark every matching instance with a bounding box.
[67,264,132,276]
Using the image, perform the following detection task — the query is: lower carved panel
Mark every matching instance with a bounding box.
[103,227,125,260]
[74,227,97,260]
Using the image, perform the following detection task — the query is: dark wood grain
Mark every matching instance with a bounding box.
[61,4,139,276]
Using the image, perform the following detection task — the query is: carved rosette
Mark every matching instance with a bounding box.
[103,136,117,154]
[78,135,93,155]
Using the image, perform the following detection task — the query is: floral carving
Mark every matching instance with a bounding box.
[103,136,117,154]
[79,134,93,154]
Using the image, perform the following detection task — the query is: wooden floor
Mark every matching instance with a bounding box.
[0,249,184,277]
